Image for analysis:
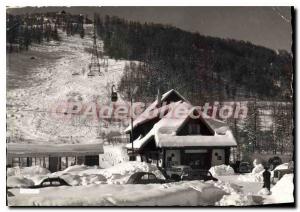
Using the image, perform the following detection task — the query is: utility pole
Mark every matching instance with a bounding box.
[112,84,138,161]
[129,86,138,161]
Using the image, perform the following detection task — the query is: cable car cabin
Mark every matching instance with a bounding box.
[72,72,80,76]
[111,92,118,102]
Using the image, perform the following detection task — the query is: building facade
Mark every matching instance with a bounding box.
[125,89,237,170]
[7,143,103,172]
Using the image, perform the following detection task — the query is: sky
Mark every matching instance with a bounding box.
[7,6,293,52]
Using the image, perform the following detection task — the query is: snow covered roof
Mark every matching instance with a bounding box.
[7,143,104,157]
[156,130,237,148]
[124,89,188,133]
[126,101,237,149]
[161,89,189,103]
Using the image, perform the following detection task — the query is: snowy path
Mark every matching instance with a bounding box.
[7,30,128,143]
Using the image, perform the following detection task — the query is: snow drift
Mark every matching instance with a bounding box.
[209,165,235,176]
[7,176,34,188]
[7,162,165,186]
[7,166,50,177]
[8,181,227,206]
[238,160,265,183]
[216,193,254,206]
[81,161,165,184]
[269,174,294,203]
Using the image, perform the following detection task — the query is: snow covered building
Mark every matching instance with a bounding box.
[125,89,237,170]
[7,143,104,172]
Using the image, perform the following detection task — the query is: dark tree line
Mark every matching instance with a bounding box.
[95,15,292,104]
[6,12,86,52]
[95,15,293,156]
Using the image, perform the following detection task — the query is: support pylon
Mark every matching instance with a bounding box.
[87,24,101,76]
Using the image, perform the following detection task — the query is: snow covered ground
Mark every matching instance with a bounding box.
[8,181,227,206]
[7,162,294,206]
[7,29,128,144]
[265,174,294,204]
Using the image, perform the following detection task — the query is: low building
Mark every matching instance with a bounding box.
[7,143,103,172]
[125,89,237,170]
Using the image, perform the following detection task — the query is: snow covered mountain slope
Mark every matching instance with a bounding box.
[7,29,129,144]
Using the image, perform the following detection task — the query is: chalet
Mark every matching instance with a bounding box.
[7,143,103,172]
[125,89,237,170]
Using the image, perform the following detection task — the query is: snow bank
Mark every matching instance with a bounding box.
[95,161,165,184]
[51,162,164,185]
[257,188,271,195]
[238,173,264,183]
[209,165,235,176]
[252,164,264,174]
[216,193,254,206]
[99,144,129,168]
[210,178,255,206]
[7,162,164,187]
[61,174,107,186]
[60,164,90,174]
[209,180,242,194]
[238,161,264,183]
[269,174,294,203]
[8,180,227,206]
[7,176,34,188]
[7,166,50,177]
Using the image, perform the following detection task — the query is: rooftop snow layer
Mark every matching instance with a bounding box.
[156,131,237,148]
[126,101,237,149]
[7,143,104,157]
[124,89,188,133]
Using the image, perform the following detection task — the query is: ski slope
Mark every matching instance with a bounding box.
[7,28,129,144]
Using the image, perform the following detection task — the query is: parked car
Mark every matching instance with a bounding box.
[272,162,293,184]
[272,169,293,184]
[126,172,168,184]
[31,177,70,188]
[238,162,252,173]
[181,170,218,182]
